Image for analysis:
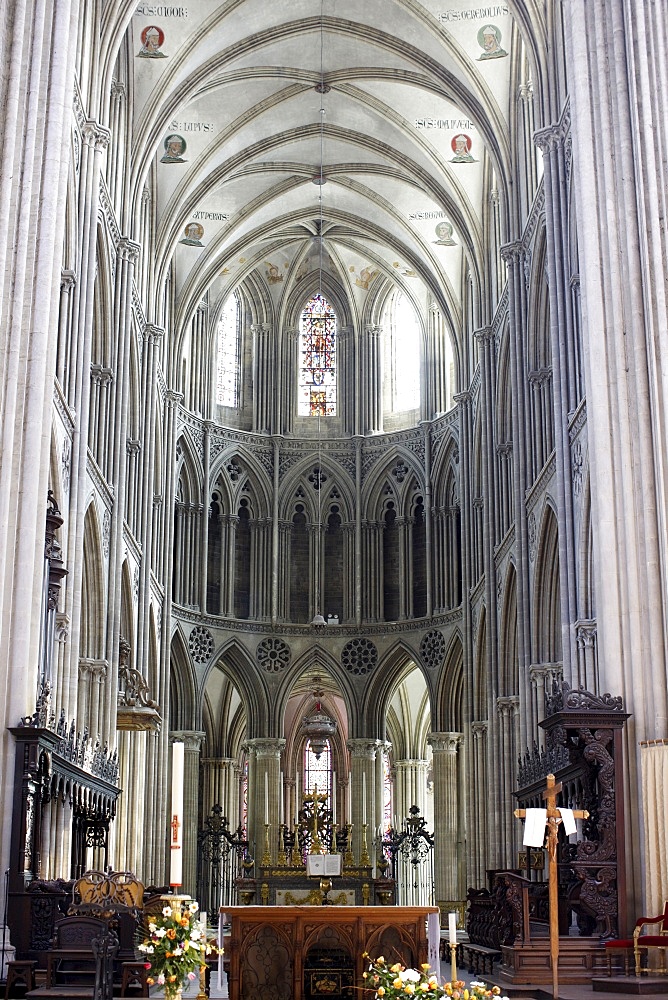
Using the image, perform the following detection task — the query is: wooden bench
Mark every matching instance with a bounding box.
[460,943,501,976]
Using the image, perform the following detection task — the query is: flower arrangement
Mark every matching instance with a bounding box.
[138,899,216,997]
[362,955,508,1000]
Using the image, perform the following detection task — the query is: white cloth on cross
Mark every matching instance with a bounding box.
[559,807,577,835]
[523,808,547,847]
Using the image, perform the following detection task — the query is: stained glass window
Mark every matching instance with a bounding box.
[216,293,240,406]
[298,293,337,416]
[304,738,332,801]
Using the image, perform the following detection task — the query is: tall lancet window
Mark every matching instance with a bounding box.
[391,292,420,411]
[304,738,332,800]
[298,293,337,415]
[216,293,240,406]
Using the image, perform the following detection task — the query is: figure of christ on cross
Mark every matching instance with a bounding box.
[515,773,589,1000]
[305,783,327,854]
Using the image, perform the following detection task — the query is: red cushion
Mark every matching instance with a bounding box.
[637,936,668,946]
[605,940,634,949]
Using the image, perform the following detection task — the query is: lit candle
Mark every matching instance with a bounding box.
[264,770,269,824]
[200,911,207,929]
[449,911,457,945]
[331,772,336,826]
[170,741,184,886]
[362,772,367,825]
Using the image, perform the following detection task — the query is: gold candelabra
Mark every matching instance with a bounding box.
[360,823,370,866]
[261,823,271,866]
[277,824,287,865]
[291,823,302,867]
[344,823,354,867]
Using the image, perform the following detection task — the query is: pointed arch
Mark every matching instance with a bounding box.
[533,503,562,663]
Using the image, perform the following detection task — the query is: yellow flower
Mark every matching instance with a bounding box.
[404,986,415,995]
[378,989,385,996]
[464,991,469,1000]
[419,984,429,991]
[394,979,403,989]
[363,973,368,980]
[421,964,430,971]
[391,964,402,974]
[377,957,385,965]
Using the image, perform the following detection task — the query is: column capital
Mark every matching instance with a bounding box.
[470,721,488,741]
[117,237,141,264]
[346,738,383,759]
[453,390,472,406]
[365,324,382,338]
[144,323,165,344]
[166,389,184,406]
[575,619,597,648]
[427,732,463,754]
[82,120,111,151]
[171,730,206,751]
[473,325,494,343]
[533,121,568,153]
[61,269,77,291]
[251,323,271,336]
[496,696,520,718]
[246,737,286,759]
[500,241,524,264]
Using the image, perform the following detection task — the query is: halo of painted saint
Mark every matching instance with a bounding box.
[161,134,187,163]
[137,25,167,58]
[477,24,507,60]
[450,133,477,163]
[179,222,204,247]
[433,221,456,246]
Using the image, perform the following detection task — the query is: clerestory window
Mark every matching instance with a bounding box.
[298,293,337,416]
[216,293,241,407]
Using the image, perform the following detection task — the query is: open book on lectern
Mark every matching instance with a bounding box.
[306,854,342,876]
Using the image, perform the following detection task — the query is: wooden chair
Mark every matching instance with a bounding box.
[634,901,668,975]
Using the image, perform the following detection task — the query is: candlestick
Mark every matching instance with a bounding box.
[331,771,336,826]
[360,822,370,866]
[261,822,271,866]
[344,823,354,867]
[362,772,366,825]
[170,741,184,886]
[449,942,458,984]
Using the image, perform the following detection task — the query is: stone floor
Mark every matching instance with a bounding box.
[190,959,668,1000]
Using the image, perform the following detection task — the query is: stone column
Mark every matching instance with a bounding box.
[346,739,381,861]
[394,760,430,824]
[251,323,272,433]
[172,731,205,897]
[469,722,488,887]
[496,698,520,865]
[201,758,240,829]
[246,738,286,865]
[428,733,463,913]
[575,620,597,693]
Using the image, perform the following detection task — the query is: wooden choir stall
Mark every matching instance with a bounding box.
[222,905,438,1000]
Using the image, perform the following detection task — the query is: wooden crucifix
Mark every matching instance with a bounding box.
[514,773,589,1000]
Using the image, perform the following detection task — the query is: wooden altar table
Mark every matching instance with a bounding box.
[223,904,438,1000]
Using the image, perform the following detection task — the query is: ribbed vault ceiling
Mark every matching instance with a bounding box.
[126,0,524,335]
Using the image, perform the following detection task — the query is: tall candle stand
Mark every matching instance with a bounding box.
[277,824,287,865]
[449,942,458,984]
[291,824,302,867]
[344,824,354,867]
[360,823,370,866]
[261,823,271,866]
